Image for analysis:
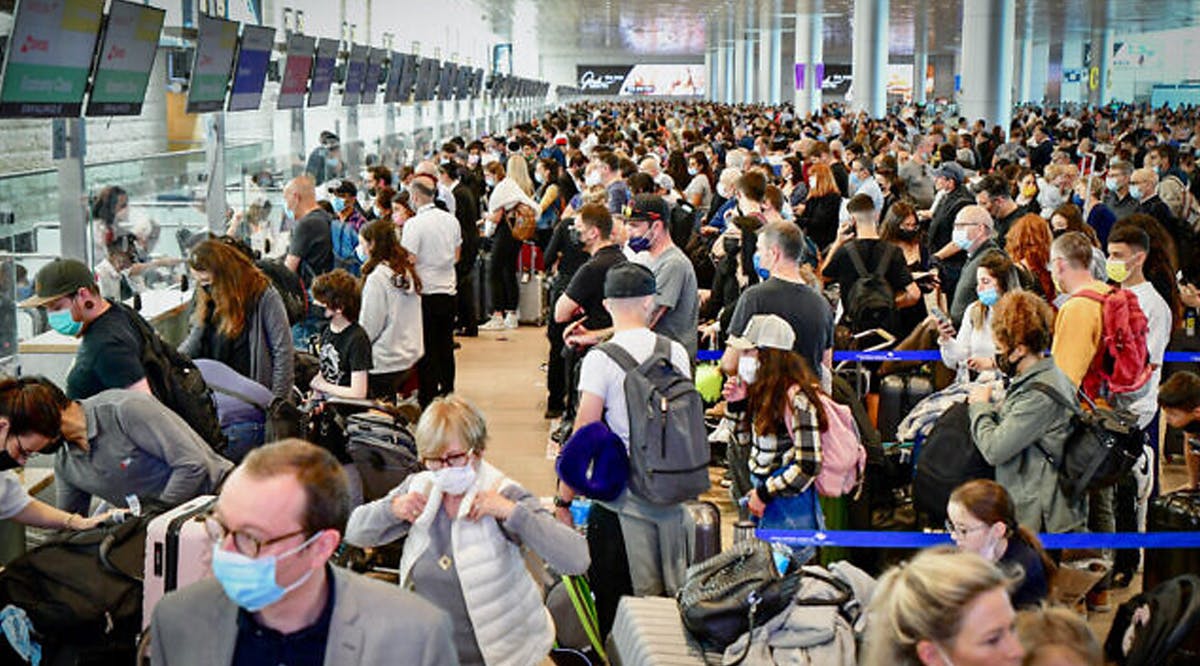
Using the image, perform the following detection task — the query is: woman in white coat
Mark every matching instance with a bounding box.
[345,395,589,665]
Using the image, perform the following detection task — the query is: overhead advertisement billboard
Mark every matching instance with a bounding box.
[86,0,165,117]
[0,0,106,117]
[575,64,705,96]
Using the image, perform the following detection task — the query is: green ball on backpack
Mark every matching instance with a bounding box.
[695,364,724,402]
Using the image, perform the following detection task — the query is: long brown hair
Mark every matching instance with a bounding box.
[188,240,269,338]
[807,163,839,199]
[745,348,828,437]
[949,479,1057,580]
[360,218,421,293]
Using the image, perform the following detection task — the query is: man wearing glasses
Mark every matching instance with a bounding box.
[947,205,1002,327]
[151,439,455,666]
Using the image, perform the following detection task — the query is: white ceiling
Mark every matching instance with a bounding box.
[480,0,1200,60]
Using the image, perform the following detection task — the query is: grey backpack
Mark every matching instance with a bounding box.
[598,336,711,505]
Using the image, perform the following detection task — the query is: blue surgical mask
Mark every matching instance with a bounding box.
[355,244,368,263]
[284,205,296,221]
[327,157,340,170]
[977,287,999,307]
[1105,176,1119,193]
[849,173,862,192]
[1130,184,1143,200]
[331,197,346,214]
[47,308,82,336]
[628,234,651,253]
[952,227,973,250]
[210,532,320,612]
[752,253,770,280]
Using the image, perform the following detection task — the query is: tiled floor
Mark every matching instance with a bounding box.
[454,323,1194,651]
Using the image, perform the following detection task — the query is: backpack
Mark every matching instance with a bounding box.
[1075,288,1153,398]
[1159,175,1200,227]
[843,242,897,334]
[597,335,711,505]
[256,257,308,325]
[1030,382,1144,502]
[114,303,227,455]
[1104,574,1200,666]
[784,391,867,498]
[669,200,696,249]
[0,511,152,661]
[509,207,538,243]
[913,401,994,527]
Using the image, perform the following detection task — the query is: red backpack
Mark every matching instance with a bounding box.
[1077,288,1153,399]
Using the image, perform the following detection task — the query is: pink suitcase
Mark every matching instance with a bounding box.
[142,495,216,630]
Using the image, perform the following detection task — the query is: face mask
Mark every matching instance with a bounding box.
[952,227,973,251]
[1021,184,1038,199]
[435,461,477,495]
[737,356,759,384]
[468,154,480,167]
[331,197,346,214]
[627,233,652,253]
[0,450,20,471]
[327,157,340,169]
[849,173,862,192]
[723,237,740,256]
[1104,176,1120,192]
[284,205,296,221]
[569,227,583,246]
[781,203,794,222]
[687,167,698,176]
[584,171,602,187]
[534,172,544,184]
[1184,420,1200,437]
[752,253,770,280]
[977,287,999,307]
[355,244,368,263]
[896,227,919,241]
[1152,165,1161,176]
[808,176,816,189]
[366,187,378,198]
[210,532,320,612]
[1107,258,1130,283]
[716,183,730,199]
[1130,184,1143,200]
[995,349,1021,376]
[978,530,1003,562]
[48,308,82,336]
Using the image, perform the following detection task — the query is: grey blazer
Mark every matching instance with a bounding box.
[180,286,295,401]
[150,567,458,666]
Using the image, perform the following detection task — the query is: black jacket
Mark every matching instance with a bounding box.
[453,182,480,271]
[929,185,975,251]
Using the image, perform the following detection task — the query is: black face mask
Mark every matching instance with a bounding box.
[0,450,19,471]
[1184,420,1200,437]
[1052,228,1067,239]
[723,237,741,255]
[896,227,919,242]
[995,349,1021,376]
[568,227,583,247]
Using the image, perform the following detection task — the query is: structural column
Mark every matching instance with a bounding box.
[1029,42,1050,105]
[913,0,928,105]
[742,0,759,103]
[1088,27,1113,106]
[851,0,888,117]
[733,3,748,103]
[794,0,824,115]
[1017,9,1033,103]
[959,0,1015,130]
[759,0,783,104]
[724,6,737,103]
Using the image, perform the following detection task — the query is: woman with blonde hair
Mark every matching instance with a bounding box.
[862,547,1025,666]
[505,153,534,196]
[346,394,588,665]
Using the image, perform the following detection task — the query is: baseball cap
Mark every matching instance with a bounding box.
[933,162,965,184]
[20,259,95,308]
[603,263,656,299]
[623,194,670,224]
[654,173,676,192]
[331,179,358,197]
[727,314,796,352]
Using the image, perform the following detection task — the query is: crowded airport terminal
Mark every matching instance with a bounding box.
[0,0,1199,663]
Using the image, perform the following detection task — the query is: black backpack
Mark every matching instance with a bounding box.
[256,257,308,325]
[1030,383,1145,502]
[913,401,994,527]
[1105,574,1200,666]
[597,336,711,505]
[114,303,227,455]
[0,513,152,662]
[844,242,897,334]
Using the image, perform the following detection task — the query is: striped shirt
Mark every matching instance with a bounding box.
[727,389,824,501]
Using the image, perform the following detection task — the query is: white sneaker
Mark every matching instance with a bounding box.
[479,316,506,331]
[504,312,520,329]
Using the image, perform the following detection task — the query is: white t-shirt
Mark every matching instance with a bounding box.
[0,472,33,521]
[577,328,692,449]
[1124,281,1172,427]
[401,204,462,295]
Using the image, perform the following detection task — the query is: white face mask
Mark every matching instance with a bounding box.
[738,356,759,384]
[585,171,602,187]
[435,462,477,495]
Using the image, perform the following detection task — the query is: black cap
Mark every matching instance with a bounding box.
[623,194,670,224]
[20,259,95,308]
[604,263,656,299]
[331,179,357,197]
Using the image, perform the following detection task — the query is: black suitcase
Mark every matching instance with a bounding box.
[912,402,993,528]
[877,374,933,443]
[345,411,422,503]
[1145,490,1200,595]
[475,251,494,324]
[686,500,721,565]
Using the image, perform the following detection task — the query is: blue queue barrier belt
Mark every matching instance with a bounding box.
[757,529,1200,550]
[695,350,1200,364]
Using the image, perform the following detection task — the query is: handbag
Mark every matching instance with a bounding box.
[677,540,803,657]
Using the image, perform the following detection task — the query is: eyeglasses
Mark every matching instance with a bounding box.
[945,520,989,538]
[204,512,307,558]
[421,450,472,471]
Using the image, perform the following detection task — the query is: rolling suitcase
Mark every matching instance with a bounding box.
[476,251,494,324]
[345,411,422,503]
[877,374,933,443]
[686,500,721,565]
[518,243,546,325]
[143,495,216,630]
[606,596,711,666]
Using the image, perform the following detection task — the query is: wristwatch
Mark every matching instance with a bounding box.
[553,495,572,509]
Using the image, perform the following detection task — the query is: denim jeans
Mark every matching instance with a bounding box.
[223,421,265,464]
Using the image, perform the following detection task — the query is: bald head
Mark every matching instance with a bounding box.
[1130,168,1158,201]
[953,204,994,252]
[414,161,439,178]
[284,176,316,217]
[956,204,994,230]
